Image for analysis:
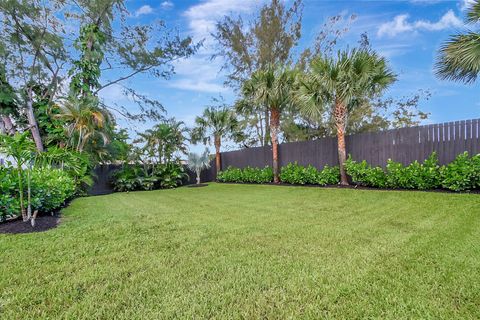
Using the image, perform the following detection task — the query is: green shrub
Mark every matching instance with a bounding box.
[0,167,76,221]
[317,165,340,185]
[441,152,480,191]
[385,153,441,189]
[280,163,316,185]
[30,168,77,212]
[280,162,340,185]
[0,168,20,220]
[217,166,273,183]
[344,157,388,188]
[112,163,187,192]
[346,152,479,191]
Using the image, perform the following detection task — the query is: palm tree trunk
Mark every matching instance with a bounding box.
[270,107,281,183]
[26,89,44,152]
[334,100,349,185]
[264,108,270,146]
[17,166,27,221]
[214,135,221,179]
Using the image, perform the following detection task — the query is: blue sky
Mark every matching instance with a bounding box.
[99,0,479,152]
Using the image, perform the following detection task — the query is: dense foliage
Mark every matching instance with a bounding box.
[217,166,274,184]
[441,152,480,191]
[280,163,340,185]
[0,167,76,221]
[217,163,340,185]
[345,152,480,191]
[112,163,187,192]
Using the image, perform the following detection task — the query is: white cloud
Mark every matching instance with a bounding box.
[161,1,174,10]
[168,0,261,94]
[167,57,228,93]
[376,44,413,58]
[183,0,259,43]
[378,10,463,37]
[135,5,153,17]
[460,0,476,11]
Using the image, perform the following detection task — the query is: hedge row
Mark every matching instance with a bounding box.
[345,152,480,191]
[217,166,274,184]
[217,163,340,185]
[217,152,480,192]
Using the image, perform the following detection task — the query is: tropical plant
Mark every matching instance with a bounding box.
[57,95,111,152]
[345,152,480,192]
[441,152,480,191]
[186,149,211,185]
[242,66,297,183]
[296,49,396,185]
[280,162,340,185]
[0,132,36,221]
[217,166,274,184]
[112,163,186,192]
[436,0,480,83]
[213,0,303,146]
[0,166,75,222]
[139,119,187,167]
[191,104,241,178]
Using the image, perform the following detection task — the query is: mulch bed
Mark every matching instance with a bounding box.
[0,214,61,235]
[187,183,209,188]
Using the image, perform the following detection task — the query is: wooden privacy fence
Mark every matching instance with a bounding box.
[88,119,480,194]
[219,119,480,171]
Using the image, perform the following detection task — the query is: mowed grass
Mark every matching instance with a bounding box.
[1,184,480,319]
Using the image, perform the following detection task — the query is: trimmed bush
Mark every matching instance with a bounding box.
[218,163,339,185]
[346,152,480,192]
[441,152,480,191]
[0,167,76,221]
[217,166,273,183]
[344,158,388,188]
[280,162,340,185]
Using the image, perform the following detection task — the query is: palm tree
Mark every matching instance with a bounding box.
[186,149,211,184]
[242,66,296,183]
[436,1,480,83]
[296,49,396,185]
[139,119,187,168]
[191,105,241,178]
[0,132,36,221]
[57,96,110,152]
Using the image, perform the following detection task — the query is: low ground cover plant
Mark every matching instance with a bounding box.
[345,151,480,191]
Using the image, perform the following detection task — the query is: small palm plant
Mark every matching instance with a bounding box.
[187,149,211,185]
[0,132,36,222]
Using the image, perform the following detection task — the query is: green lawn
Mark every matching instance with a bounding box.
[1,184,480,319]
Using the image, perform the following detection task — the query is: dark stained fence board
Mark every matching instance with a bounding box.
[89,119,480,195]
[217,119,480,171]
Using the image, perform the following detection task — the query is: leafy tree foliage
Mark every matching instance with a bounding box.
[213,0,303,146]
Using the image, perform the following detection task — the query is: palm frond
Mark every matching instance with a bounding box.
[435,32,480,84]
